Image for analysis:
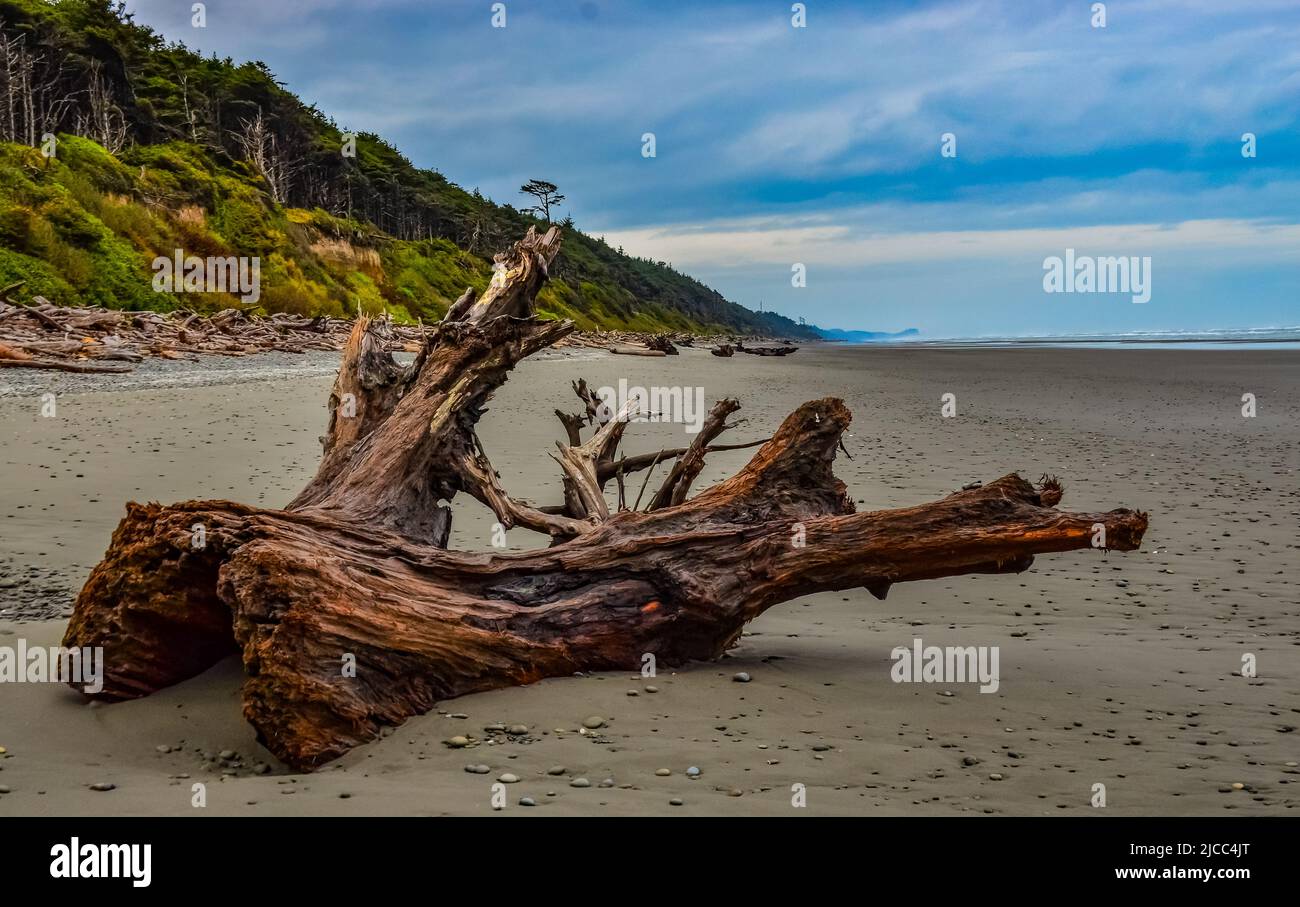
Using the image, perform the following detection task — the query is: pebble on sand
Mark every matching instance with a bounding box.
[498,773,520,783]
[445,735,470,748]
[465,764,491,774]
[547,766,567,775]
[733,672,751,683]
[669,797,683,806]
[570,778,591,788]
[89,782,116,791]
[655,768,671,776]
[520,797,536,806]
[582,716,605,730]
[686,766,701,778]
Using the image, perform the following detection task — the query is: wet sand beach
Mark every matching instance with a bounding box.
[1,344,1296,815]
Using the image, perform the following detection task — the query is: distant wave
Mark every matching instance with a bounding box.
[880,326,1300,347]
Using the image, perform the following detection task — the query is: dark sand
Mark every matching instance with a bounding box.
[1,344,1296,815]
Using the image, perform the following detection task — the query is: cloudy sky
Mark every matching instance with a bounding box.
[125,0,1300,337]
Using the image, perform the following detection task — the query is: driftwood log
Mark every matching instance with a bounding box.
[737,342,799,356]
[645,334,679,355]
[62,227,1148,771]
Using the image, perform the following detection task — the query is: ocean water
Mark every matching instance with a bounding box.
[850,326,1300,350]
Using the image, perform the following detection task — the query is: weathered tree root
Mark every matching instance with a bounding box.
[63,228,1148,770]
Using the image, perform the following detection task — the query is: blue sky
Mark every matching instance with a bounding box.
[125,0,1300,337]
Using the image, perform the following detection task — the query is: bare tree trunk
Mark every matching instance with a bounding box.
[62,228,1149,771]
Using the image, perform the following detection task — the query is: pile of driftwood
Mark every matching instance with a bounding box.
[558,330,690,352]
[557,330,681,357]
[62,227,1148,771]
[0,288,425,374]
[0,283,802,374]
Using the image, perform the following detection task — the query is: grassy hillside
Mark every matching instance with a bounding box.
[0,0,815,336]
[3,134,499,322]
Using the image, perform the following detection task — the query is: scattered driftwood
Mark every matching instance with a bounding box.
[0,340,132,373]
[711,344,736,357]
[63,227,1149,771]
[1,284,761,374]
[0,285,424,373]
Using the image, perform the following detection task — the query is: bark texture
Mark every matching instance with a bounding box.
[63,227,1148,770]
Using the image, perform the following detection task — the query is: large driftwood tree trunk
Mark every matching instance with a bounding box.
[63,228,1148,770]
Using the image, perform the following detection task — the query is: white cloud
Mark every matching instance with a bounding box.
[602,216,1300,269]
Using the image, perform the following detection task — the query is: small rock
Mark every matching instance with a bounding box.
[547,766,567,776]
[445,736,470,748]
[498,773,520,783]
[988,773,1004,781]
[219,750,235,760]
[339,792,351,799]
[582,716,605,730]
[519,796,536,807]
[733,672,751,683]
[645,686,659,693]
[1231,782,1245,790]
[962,756,980,766]
[686,766,701,778]
[669,797,683,806]
[570,778,591,788]
[0,785,10,794]
[465,764,491,774]
[655,768,671,776]
[155,745,172,754]
[508,725,528,735]
[89,782,116,792]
